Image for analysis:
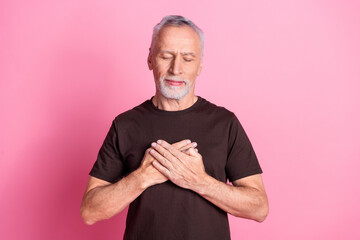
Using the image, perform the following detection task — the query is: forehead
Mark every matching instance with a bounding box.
[155,25,201,53]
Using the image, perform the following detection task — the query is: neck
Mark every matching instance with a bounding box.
[152,93,198,111]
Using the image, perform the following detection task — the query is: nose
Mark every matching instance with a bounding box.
[169,56,182,75]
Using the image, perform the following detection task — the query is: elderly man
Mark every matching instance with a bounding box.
[81,15,268,240]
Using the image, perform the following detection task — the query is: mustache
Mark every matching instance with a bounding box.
[160,76,190,84]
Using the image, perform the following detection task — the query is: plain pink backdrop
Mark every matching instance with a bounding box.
[1,0,359,239]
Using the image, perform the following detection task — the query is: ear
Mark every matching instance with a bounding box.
[197,60,203,76]
[147,48,153,70]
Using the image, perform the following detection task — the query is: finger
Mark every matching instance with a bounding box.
[188,147,202,158]
[152,141,177,161]
[152,160,171,178]
[156,140,186,160]
[172,139,191,150]
[141,148,155,163]
[146,147,156,155]
[149,147,174,170]
[179,142,198,152]
[183,147,199,156]
[183,148,191,155]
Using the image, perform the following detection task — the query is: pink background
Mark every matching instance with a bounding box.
[1,0,359,239]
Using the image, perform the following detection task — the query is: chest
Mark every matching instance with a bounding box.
[119,115,230,182]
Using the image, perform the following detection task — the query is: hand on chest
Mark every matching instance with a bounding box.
[122,120,229,182]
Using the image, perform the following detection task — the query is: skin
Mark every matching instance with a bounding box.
[147,25,203,111]
[81,140,198,225]
[81,25,269,225]
[150,140,269,221]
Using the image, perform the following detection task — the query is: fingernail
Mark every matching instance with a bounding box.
[151,142,157,147]
[150,149,155,154]
[186,140,191,144]
[193,142,197,147]
[157,140,163,144]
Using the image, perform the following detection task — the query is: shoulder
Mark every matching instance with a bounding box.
[199,97,238,122]
[112,99,153,128]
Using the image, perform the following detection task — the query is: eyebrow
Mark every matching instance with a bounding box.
[160,50,196,57]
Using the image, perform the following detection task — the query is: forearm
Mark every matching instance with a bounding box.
[80,169,147,225]
[193,175,269,222]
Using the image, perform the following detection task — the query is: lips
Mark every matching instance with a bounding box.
[165,79,184,86]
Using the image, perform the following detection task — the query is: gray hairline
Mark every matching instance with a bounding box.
[150,15,204,58]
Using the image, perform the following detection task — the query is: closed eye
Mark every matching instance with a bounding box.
[160,56,172,60]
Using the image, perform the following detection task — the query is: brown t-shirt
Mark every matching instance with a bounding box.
[90,96,262,240]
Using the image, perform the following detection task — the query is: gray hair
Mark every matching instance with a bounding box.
[150,15,204,57]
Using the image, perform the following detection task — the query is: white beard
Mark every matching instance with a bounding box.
[158,77,192,100]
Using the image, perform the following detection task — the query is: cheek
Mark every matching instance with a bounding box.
[186,66,201,78]
[154,63,171,76]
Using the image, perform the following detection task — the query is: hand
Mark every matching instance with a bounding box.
[138,139,197,188]
[149,140,207,190]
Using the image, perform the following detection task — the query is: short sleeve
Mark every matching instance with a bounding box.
[89,120,124,183]
[225,114,262,182]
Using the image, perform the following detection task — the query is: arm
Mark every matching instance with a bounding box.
[80,140,197,225]
[80,169,148,225]
[150,140,269,222]
[194,174,268,222]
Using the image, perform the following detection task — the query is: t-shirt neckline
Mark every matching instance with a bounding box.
[148,96,204,115]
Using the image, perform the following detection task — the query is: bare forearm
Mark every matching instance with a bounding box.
[148,140,268,222]
[80,170,146,225]
[80,140,198,225]
[193,175,269,222]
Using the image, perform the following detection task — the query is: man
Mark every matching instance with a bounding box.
[81,15,269,240]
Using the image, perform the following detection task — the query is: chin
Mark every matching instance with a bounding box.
[162,92,187,100]
[159,85,190,100]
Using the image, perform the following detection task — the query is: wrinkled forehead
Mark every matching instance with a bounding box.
[154,25,201,53]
